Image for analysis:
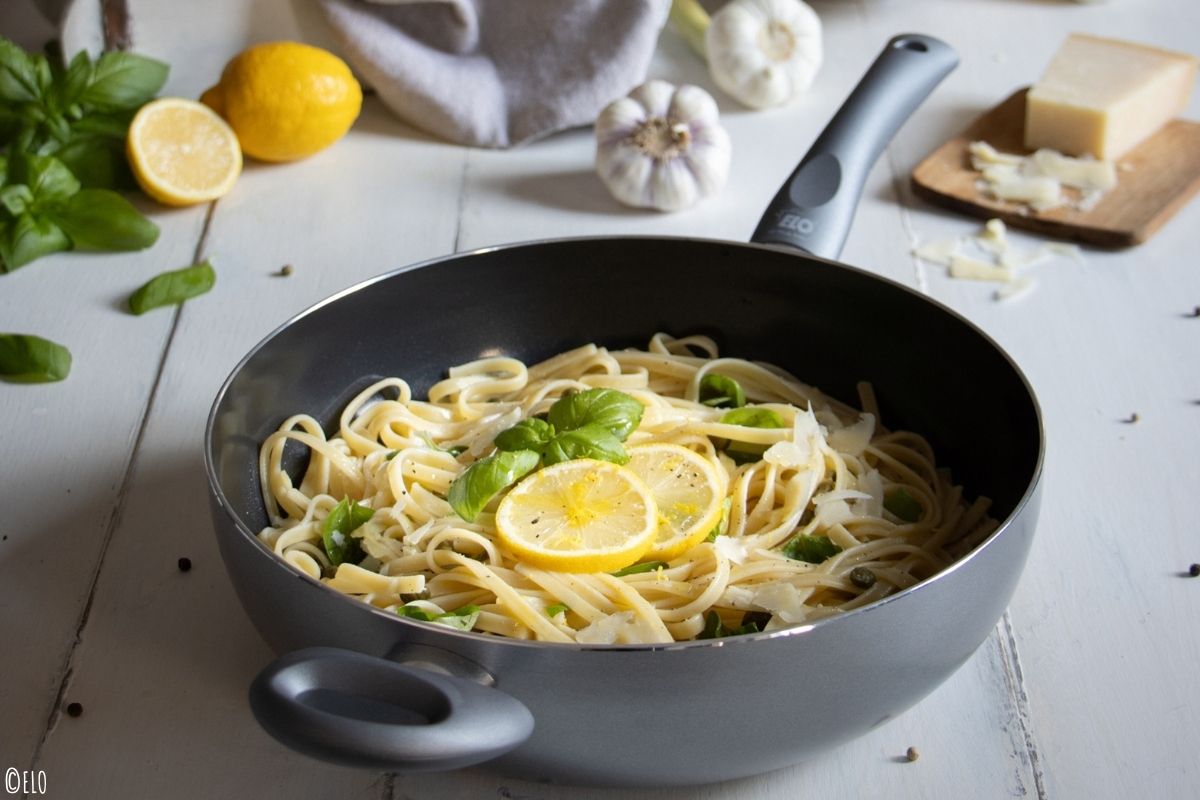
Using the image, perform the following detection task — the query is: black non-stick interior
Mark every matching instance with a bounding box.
[210,237,1041,543]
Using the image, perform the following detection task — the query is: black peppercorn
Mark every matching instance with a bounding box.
[177,557,192,572]
[66,702,83,717]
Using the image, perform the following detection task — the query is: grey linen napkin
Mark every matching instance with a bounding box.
[318,0,671,148]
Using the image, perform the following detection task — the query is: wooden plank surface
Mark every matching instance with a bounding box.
[2,0,1198,797]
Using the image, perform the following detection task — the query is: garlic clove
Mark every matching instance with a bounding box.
[628,79,677,119]
[597,144,655,208]
[648,158,700,211]
[669,84,721,127]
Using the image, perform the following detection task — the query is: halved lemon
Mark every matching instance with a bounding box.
[626,443,726,560]
[494,459,658,573]
[127,97,242,206]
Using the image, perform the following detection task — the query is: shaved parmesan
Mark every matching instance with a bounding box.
[815,498,854,527]
[576,611,636,644]
[752,582,809,624]
[968,139,1118,213]
[914,216,1083,302]
[714,535,751,565]
[763,440,810,468]
[994,275,1036,301]
[913,237,960,267]
[828,412,874,456]
[950,254,1015,282]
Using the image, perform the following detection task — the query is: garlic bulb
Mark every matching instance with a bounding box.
[595,80,731,212]
[706,0,823,109]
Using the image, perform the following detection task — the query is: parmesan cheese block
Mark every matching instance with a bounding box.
[1025,34,1197,159]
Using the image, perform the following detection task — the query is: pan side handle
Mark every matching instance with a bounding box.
[750,34,958,260]
[249,647,533,772]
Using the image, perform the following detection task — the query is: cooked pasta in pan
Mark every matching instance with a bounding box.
[257,333,995,644]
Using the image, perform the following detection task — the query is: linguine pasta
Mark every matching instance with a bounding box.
[257,333,995,644]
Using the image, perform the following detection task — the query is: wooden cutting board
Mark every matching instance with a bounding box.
[911,89,1200,247]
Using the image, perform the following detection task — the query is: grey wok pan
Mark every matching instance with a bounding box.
[205,35,1044,786]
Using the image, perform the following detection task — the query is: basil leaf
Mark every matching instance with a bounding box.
[541,423,628,467]
[50,189,159,251]
[0,184,34,216]
[11,153,80,206]
[720,407,784,465]
[545,603,569,617]
[434,605,481,631]
[0,38,42,103]
[54,50,92,109]
[720,407,785,429]
[53,137,130,189]
[79,51,168,111]
[547,388,643,441]
[397,604,481,631]
[69,109,134,139]
[699,373,746,408]
[321,497,374,566]
[781,534,842,564]
[128,260,215,315]
[0,213,71,271]
[611,560,668,577]
[395,605,437,622]
[884,488,923,523]
[494,417,555,453]
[447,449,539,522]
[0,332,71,382]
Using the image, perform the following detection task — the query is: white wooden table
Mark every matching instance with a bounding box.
[2,1,1198,797]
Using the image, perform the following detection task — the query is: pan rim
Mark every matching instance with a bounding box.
[203,234,1046,655]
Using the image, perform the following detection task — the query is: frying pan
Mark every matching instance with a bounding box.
[205,34,1044,786]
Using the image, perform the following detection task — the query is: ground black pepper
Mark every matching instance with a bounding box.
[177,557,192,572]
[66,702,83,717]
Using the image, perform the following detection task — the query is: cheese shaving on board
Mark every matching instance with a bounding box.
[912,217,1083,302]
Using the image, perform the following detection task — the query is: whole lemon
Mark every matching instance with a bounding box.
[202,42,362,163]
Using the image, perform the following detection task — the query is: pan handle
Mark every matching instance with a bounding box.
[249,647,534,772]
[750,33,958,260]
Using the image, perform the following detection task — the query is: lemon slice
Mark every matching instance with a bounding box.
[494,459,658,573]
[626,443,726,560]
[127,98,242,206]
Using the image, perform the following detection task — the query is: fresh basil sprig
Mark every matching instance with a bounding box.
[448,388,645,522]
[447,449,540,522]
[781,533,842,564]
[699,373,745,408]
[321,497,375,567]
[128,259,215,314]
[0,37,166,273]
[0,332,71,382]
